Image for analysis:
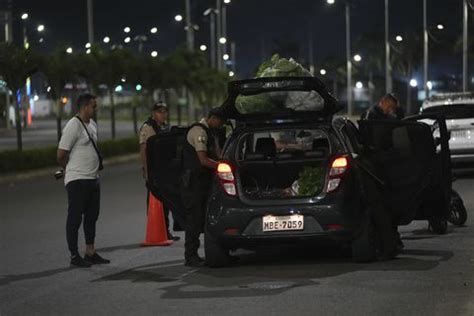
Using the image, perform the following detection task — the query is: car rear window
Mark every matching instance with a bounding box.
[235,128,331,161]
[423,104,474,119]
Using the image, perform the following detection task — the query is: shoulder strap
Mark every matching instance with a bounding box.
[75,116,103,164]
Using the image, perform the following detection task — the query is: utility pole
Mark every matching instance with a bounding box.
[309,21,314,75]
[87,0,94,44]
[216,0,222,70]
[423,0,429,99]
[385,0,392,92]
[462,0,469,92]
[185,0,194,51]
[231,41,236,74]
[345,1,353,116]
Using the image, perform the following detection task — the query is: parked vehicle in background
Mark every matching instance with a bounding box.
[421,92,474,168]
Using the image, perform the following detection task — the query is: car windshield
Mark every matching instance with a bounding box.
[423,104,474,119]
[234,90,325,115]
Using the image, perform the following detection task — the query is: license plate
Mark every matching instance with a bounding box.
[262,215,304,232]
[451,130,468,138]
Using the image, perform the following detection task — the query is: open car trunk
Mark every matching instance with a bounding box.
[234,128,331,200]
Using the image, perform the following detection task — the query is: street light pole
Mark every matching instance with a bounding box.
[185,0,194,51]
[87,0,94,44]
[216,0,222,70]
[210,12,216,68]
[423,0,429,99]
[462,0,468,92]
[385,0,392,92]
[231,41,236,74]
[345,1,353,116]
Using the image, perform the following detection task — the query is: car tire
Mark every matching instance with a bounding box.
[428,218,448,234]
[351,218,378,263]
[204,229,231,268]
[448,190,467,226]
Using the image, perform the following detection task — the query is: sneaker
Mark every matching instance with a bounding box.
[84,252,111,264]
[185,256,205,267]
[167,231,181,241]
[70,255,92,268]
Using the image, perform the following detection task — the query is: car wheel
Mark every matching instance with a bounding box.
[428,218,448,234]
[448,190,467,226]
[351,218,378,263]
[204,229,231,268]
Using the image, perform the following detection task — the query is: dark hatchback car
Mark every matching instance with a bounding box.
[147,77,451,267]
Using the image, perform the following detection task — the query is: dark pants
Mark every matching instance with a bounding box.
[66,179,100,256]
[184,192,207,260]
[358,159,397,256]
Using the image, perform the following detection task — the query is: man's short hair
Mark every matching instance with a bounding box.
[381,93,399,104]
[77,93,96,109]
[207,107,227,121]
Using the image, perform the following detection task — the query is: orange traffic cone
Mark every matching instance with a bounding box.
[141,192,173,247]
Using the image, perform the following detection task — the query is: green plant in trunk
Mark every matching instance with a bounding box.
[0,43,38,151]
[297,166,325,196]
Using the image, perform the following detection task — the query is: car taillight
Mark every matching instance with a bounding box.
[326,156,349,193]
[217,162,237,196]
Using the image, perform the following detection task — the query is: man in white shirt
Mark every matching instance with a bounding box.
[57,94,110,268]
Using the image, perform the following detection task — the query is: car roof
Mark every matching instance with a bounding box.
[422,92,474,108]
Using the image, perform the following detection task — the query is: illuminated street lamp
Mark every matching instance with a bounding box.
[175,14,183,22]
[66,47,73,54]
[124,26,131,33]
[410,79,418,87]
[85,42,91,48]
[200,44,207,51]
[150,27,158,34]
[37,24,45,32]
[395,35,403,42]
[151,51,158,58]
[124,37,131,43]
[223,53,229,61]
[103,36,110,43]
[320,69,327,76]
[353,54,362,62]
[21,13,28,20]
[219,37,227,44]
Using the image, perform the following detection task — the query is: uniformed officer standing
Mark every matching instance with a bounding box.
[139,102,180,241]
[181,108,227,267]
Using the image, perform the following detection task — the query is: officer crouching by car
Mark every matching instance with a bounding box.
[360,93,404,259]
[180,108,227,267]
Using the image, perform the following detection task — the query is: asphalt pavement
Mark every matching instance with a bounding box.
[1,161,473,315]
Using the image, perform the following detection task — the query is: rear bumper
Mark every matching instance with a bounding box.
[216,229,354,249]
[206,190,365,249]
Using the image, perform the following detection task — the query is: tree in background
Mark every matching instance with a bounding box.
[0,43,38,151]
[96,48,132,140]
[39,47,77,142]
[392,33,423,114]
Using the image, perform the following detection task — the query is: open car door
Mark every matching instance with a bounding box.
[146,126,188,228]
[358,116,451,226]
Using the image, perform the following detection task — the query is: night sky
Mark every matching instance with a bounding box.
[6,0,472,79]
